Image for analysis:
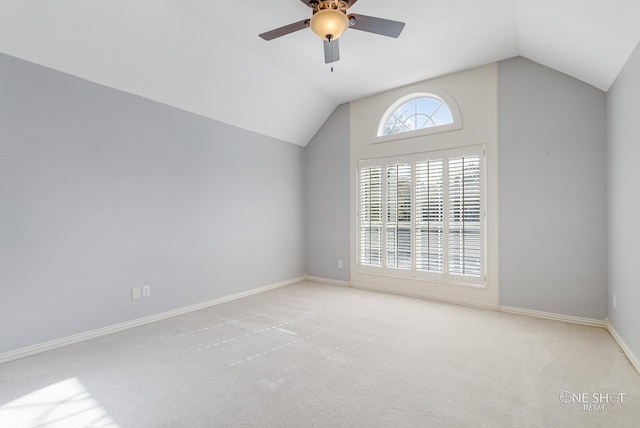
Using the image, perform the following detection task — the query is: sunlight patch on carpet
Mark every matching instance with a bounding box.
[0,377,118,428]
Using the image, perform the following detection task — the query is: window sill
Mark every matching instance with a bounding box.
[356,268,487,290]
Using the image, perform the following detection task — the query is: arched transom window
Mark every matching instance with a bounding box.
[379,95,455,137]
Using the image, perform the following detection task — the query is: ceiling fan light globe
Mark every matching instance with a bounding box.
[310,9,349,41]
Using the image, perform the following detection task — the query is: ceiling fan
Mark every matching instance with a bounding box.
[259,0,405,64]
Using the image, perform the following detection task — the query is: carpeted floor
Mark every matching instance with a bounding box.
[1,281,639,427]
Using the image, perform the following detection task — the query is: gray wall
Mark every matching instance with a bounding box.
[305,103,350,282]
[0,53,306,353]
[498,57,607,319]
[607,42,640,358]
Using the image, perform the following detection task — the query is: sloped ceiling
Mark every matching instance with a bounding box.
[1,0,639,146]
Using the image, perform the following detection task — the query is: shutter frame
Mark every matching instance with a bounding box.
[357,145,485,287]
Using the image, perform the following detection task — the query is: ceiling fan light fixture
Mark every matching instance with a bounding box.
[310,8,349,41]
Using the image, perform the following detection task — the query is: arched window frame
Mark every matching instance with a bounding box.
[376,92,462,142]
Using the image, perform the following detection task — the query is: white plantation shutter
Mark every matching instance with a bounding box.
[359,166,383,267]
[386,163,412,270]
[415,159,444,273]
[448,155,482,277]
[357,146,484,285]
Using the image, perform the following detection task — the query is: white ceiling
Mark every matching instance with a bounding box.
[1,0,639,146]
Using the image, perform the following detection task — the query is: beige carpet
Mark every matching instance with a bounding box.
[1,281,639,427]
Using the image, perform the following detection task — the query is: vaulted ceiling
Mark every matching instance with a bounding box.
[1,1,639,146]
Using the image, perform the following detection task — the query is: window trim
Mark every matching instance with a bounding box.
[357,145,486,288]
[376,92,463,143]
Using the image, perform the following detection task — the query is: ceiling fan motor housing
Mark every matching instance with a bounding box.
[312,0,349,12]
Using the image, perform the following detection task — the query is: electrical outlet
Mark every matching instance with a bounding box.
[338,260,344,269]
[613,294,617,309]
[142,285,151,297]
[131,287,142,300]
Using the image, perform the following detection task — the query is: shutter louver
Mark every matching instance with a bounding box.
[415,160,444,273]
[448,156,482,277]
[386,163,412,270]
[359,166,383,267]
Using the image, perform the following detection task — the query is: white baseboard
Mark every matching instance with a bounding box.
[0,276,304,365]
[4,276,625,370]
[304,275,351,287]
[350,281,499,311]
[500,306,606,328]
[606,320,640,375]
[308,278,608,331]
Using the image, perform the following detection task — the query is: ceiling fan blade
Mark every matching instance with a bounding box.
[348,14,405,38]
[259,19,310,41]
[299,0,359,8]
[324,39,340,64]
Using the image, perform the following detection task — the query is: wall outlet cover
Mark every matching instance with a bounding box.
[132,287,142,300]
